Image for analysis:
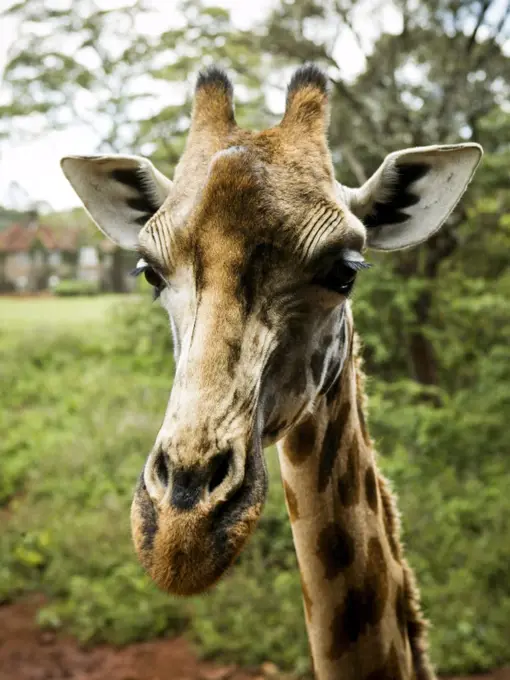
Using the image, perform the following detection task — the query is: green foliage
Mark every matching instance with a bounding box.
[107,295,174,373]
[1,294,509,675]
[53,279,99,296]
[368,374,510,672]
[0,310,183,644]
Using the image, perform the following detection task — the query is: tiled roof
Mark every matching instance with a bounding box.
[0,222,80,253]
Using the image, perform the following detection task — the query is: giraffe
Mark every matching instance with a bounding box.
[61,64,482,680]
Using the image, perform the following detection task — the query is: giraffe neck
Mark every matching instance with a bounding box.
[277,334,435,680]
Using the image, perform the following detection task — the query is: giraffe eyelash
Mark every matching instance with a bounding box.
[341,250,372,272]
[130,259,164,300]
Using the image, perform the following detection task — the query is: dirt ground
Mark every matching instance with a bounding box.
[1,598,508,680]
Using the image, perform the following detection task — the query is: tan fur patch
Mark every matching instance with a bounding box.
[365,643,405,680]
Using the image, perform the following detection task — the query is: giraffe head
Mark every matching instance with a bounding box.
[61,65,481,596]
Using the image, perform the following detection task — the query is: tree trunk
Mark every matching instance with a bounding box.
[111,247,126,293]
[395,223,459,403]
[408,289,439,387]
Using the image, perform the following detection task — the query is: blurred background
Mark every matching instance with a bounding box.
[0,1,509,679]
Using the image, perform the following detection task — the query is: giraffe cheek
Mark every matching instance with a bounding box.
[130,474,159,571]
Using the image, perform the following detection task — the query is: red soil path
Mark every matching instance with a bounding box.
[0,597,508,680]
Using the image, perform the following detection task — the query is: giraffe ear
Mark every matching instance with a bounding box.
[60,155,172,250]
[337,144,483,251]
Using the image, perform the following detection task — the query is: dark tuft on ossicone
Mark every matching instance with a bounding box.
[196,65,233,98]
[286,63,330,103]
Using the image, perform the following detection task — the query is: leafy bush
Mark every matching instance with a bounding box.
[369,374,510,673]
[1,294,509,675]
[53,279,99,296]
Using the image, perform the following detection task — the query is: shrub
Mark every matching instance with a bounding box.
[1,296,509,675]
[53,279,99,296]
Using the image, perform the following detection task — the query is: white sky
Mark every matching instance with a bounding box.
[0,0,287,210]
[1,0,507,212]
[0,0,412,210]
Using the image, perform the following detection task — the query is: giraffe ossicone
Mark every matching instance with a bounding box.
[61,64,482,680]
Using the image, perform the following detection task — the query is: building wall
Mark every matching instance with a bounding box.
[4,252,32,290]
[1,246,136,293]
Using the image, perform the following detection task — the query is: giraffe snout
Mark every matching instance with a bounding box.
[144,447,238,511]
[131,438,268,596]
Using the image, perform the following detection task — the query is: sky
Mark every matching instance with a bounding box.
[0,0,405,211]
[0,0,285,211]
[1,0,508,212]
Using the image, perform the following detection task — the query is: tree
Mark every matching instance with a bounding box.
[261,0,510,393]
[1,0,274,291]
[1,0,273,171]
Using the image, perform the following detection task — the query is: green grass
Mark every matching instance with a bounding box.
[0,294,132,332]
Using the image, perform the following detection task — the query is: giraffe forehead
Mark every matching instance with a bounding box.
[161,131,351,251]
[143,140,364,313]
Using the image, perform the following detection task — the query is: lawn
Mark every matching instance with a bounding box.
[0,294,132,332]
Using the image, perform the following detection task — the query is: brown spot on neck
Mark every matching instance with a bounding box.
[364,536,389,626]
[317,400,351,492]
[337,434,361,506]
[328,536,389,661]
[316,522,355,580]
[284,416,316,465]
[365,466,379,513]
[283,479,300,522]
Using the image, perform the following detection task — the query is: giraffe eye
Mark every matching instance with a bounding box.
[314,262,357,295]
[143,266,163,289]
[311,248,371,296]
[130,259,165,299]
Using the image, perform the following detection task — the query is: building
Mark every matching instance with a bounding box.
[0,215,134,293]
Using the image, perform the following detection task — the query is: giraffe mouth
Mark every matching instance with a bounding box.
[211,437,268,532]
[130,440,268,596]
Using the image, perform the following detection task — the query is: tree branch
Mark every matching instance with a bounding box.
[341,144,367,184]
[329,74,384,146]
[466,0,492,53]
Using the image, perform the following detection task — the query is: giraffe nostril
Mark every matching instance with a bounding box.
[155,451,169,487]
[208,449,233,494]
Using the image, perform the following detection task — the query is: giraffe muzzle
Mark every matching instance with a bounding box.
[130,439,268,595]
